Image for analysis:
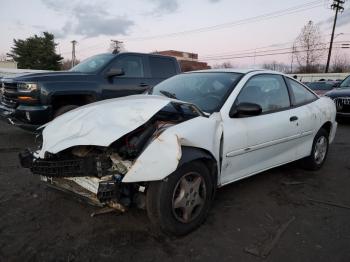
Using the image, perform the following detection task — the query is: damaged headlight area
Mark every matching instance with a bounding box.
[19,102,200,209]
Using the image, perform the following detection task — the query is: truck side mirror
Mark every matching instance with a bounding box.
[105,68,124,78]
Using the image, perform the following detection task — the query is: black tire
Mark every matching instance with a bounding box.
[301,128,329,171]
[146,161,214,236]
[53,105,79,118]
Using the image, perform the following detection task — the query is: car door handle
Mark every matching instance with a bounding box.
[139,83,149,87]
[290,116,298,122]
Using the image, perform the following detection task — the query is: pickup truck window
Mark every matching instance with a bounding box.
[150,57,177,78]
[111,56,144,78]
[70,53,115,73]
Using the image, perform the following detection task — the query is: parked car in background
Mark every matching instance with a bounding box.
[0,52,181,131]
[306,81,340,96]
[20,69,337,235]
[325,75,350,122]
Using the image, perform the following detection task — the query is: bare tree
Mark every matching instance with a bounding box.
[212,61,235,68]
[262,61,289,73]
[293,21,326,73]
[331,52,350,73]
[0,53,8,61]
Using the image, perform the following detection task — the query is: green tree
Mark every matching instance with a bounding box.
[7,32,63,70]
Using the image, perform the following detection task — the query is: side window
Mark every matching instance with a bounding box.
[112,56,144,77]
[149,57,177,78]
[287,78,317,105]
[236,74,291,113]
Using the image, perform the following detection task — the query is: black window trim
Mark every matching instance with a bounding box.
[283,76,319,108]
[233,73,293,116]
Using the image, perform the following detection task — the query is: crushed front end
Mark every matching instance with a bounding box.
[19,146,139,209]
[19,100,202,210]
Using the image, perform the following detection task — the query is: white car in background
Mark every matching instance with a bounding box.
[20,69,337,235]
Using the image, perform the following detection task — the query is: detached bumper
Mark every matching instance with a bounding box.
[19,150,124,204]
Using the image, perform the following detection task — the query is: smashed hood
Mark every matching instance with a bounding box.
[38,95,174,158]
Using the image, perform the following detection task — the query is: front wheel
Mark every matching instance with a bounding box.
[146,161,214,236]
[301,128,329,171]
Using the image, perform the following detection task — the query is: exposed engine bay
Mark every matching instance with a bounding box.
[20,101,203,210]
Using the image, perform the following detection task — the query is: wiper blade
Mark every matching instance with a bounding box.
[159,90,177,99]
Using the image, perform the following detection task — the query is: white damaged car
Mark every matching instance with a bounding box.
[20,69,337,235]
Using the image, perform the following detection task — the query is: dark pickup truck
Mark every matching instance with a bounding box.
[0,52,181,131]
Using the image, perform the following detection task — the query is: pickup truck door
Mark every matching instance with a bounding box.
[102,54,150,99]
[220,74,300,185]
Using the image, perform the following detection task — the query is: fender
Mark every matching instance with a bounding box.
[178,146,217,169]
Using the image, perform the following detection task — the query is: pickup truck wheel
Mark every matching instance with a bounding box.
[146,161,213,236]
[301,128,329,171]
[53,105,79,118]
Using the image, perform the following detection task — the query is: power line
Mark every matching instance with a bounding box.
[58,1,323,55]
[200,31,349,58]
[203,46,343,61]
[201,41,349,60]
[121,1,322,41]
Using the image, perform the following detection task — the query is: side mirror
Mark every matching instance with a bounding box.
[105,68,124,78]
[229,102,262,118]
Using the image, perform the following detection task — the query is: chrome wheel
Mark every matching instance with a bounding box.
[172,172,207,223]
[314,136,328,165]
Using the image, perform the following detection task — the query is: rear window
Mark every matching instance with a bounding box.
[149,57,177,78]
[287,78,317,105]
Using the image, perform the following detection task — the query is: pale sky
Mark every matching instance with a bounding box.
[0,0,349,67]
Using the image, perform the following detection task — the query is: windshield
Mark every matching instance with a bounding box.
[340,76,350,89]
[70,53,115,73]
[151,72,243,113]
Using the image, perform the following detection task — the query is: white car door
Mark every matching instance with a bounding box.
[285,77,319,158]
[220,73,301,185]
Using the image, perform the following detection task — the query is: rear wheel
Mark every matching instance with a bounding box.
[53,105,79,118]
[146,161,214,236]
[301,128,329,171]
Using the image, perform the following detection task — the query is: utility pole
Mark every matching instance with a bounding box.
[290,43,296,73]
[325,0,345,73]
[71,40,77,68]
[110,40,123,54]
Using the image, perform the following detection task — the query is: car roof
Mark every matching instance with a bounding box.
[188,68,280,74]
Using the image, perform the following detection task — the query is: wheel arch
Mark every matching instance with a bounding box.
[178,146,219,196]
[320,121,332,138]
[50,93,97,111]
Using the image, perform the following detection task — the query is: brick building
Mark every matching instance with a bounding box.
[154,50,210,72]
